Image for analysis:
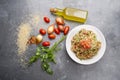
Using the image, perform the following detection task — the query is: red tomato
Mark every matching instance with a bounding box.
[48,34,56,39]
[54,28,60,35]
[64,26,70,35]
[43,16,50,23]
[42,41,50,46]
[39,28,46,35]
[85,44,91,49]
[80,40,91,49]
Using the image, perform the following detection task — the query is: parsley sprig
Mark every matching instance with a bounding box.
[28,36,66,75]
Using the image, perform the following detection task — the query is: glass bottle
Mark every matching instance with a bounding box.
[50,7,88,23]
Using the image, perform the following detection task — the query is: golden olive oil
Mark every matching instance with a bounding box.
[50,7,88,23]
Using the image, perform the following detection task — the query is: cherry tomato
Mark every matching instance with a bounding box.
[54,28,60,35]
[48,34,56,39]
[42,41,50,46]
[64,26,70,35]
[58,25,64,32]
[39,28,46,35]
[44,16,50,23]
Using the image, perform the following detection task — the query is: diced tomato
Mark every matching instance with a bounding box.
[80,40,91,49]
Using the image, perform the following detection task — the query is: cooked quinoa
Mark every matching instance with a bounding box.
[71,29,101,60]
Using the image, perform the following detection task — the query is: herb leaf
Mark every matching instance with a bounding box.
[28,36,66,75]
[29,55,39,65]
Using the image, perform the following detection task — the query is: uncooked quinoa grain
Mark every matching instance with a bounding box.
[17,23,31,54]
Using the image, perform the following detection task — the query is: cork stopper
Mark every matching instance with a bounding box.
[50,8,57,13]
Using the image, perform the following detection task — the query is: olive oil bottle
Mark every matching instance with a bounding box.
[50,7,88,23]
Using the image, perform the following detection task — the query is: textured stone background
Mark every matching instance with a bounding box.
[0,0,120,80]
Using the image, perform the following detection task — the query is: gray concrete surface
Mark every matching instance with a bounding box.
[0,0,120,80]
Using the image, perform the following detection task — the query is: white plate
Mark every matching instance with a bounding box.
[66,25,106,65]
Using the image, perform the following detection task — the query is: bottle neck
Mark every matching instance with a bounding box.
[50,8,64,16]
